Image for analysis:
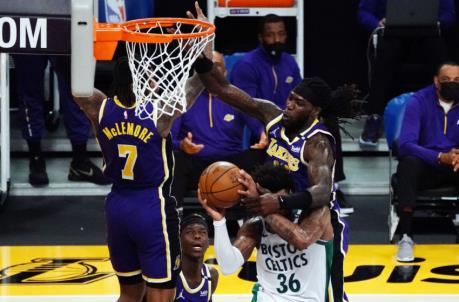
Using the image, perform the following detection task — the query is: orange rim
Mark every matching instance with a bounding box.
[94,17,215,60]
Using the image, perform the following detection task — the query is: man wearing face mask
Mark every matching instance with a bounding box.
[395,62,459,262]
[230,14,301,108]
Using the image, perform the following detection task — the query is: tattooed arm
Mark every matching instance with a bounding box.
[73,88,106,131]
[233,217,264,260]
[264,207,332,250]
[303,133,335,207]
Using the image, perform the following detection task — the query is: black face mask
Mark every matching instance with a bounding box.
[439,81,459,102]
[262,42,286,60]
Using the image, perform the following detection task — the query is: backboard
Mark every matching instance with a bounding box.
[0,0,97,96]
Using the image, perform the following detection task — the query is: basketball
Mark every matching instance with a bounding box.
[198,161,244,209]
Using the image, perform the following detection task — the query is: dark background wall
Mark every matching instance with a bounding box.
[156,0,459,93]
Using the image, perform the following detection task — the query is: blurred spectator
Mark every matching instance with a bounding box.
[395,62,459,262]
[13,55,109,186]
[171,51,266,213]
[230,14,302,108]
[358,0,455,147]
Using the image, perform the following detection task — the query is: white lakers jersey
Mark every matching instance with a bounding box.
[253,216,333,302]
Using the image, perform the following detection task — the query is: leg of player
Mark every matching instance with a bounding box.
[119,283,145,302]
[144,287,176,302]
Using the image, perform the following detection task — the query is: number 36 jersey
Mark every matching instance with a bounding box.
[96,97,174,190]
[254,216,333,302]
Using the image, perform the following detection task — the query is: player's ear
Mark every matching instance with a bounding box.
[312,106,321,119]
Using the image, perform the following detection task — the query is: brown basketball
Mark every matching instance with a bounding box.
[198,161,244,209]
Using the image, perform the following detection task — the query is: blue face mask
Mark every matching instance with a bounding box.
[439,81,459,102]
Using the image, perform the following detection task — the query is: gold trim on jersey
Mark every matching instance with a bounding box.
[299,128,334,165]
[265,114,283,133]
[179,267,207,294]
[205,264,212,301]
[115,269,142,277]
[305,128,334,141]
[113,95,136,109]
[98,98,108,124]
[299,139,307,166]
[280,118,319,145]
[144,138,172,283]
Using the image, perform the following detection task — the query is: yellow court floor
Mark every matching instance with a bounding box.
[0,244,458,302]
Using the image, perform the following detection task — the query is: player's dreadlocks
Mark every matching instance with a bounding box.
[293,77,362,135]
[110,56,136,107]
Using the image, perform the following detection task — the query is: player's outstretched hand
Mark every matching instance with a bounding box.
[197,189,225,221]
[186,1,213,59]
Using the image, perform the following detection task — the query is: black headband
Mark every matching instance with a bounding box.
[293,85,320,107]
[180,213,208,233]
[292,77,331,109]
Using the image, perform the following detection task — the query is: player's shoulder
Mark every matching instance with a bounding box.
[241,216,264,232]
[208,264,219,280]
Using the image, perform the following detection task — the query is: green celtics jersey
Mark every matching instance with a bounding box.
[253,217,333,302]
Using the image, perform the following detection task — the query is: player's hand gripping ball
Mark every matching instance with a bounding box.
[198,161,244,208]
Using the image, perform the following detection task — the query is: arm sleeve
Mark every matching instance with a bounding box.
[439,0,456,29]
[357,0,380,32]
[213,218,245,275]
[397,95,440,166]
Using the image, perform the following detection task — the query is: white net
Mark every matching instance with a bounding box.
[124,20,214,124]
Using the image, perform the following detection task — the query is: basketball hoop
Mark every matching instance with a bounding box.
[94,18,215,124]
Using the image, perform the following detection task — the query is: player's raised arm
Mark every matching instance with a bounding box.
[73,88,106,130]
[198,191,262,275]
[194,55,281,125]
[182,1,211,109]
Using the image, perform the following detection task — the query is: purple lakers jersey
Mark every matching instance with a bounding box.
[175,264,212,302]
[97,97,174,189]
[265,114,336,193]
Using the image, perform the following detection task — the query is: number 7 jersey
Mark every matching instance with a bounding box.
[96,97,174,190]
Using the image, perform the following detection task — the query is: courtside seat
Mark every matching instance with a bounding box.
[384,93,459,241]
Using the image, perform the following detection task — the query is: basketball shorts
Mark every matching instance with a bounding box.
[105,187,180,288]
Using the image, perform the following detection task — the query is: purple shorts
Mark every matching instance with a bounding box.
[105,187,180,285]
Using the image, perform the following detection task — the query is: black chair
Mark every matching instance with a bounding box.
[383,93,459,242]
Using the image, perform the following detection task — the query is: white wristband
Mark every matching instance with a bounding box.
[213,217,245,275]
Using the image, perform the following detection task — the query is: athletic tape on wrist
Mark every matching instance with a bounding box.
[279,191,312,210]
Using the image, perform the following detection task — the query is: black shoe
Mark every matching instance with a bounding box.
[336,189,354,215]
[68,159,111,185]
[359,114,383,148]
[29,156,49,186]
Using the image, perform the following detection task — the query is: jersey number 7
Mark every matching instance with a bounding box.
[118,144,138,180]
